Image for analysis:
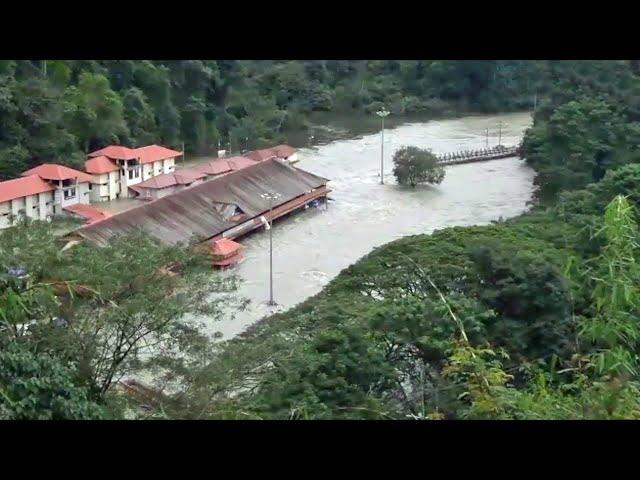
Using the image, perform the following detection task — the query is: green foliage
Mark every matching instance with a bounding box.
[0,342,105,420]
[122,87,158,146]
[522,97,640,201]
[248,325,397,419]
[2,60,637,179]
[0,221,241,417]
[63,72,129,153]
[448,195,640,419]
[392,146,445,187]
[468,240,573,363]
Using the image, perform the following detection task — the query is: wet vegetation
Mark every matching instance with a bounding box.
[162,60,640,420]
[4,60,640,419]
[2,60,566,180]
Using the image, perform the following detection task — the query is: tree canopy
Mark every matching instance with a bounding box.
[0,60,598,180]
[392,146,445,187]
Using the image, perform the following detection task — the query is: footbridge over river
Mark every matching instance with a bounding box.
[437,145,520,166]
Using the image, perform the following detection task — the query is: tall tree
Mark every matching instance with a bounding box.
[63,72,128,152]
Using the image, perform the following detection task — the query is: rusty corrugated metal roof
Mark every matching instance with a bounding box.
[74,159,329,246]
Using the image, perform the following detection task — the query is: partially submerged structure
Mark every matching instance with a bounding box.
[246,145,299,164]
[198,238,244,268]
[128,169,207,200]
[70,159,330,246]
[193,156,257,180]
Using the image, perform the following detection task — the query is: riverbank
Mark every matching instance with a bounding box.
[178,109,533,166]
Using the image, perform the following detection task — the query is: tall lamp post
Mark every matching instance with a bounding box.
[376,108,390,185]
[261,191,281,306]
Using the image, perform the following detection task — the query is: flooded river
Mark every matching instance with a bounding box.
[208,111,536,339]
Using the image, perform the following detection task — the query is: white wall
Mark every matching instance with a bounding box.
[39,192,54,220]
[78,182,90,204]
[90,173,105,203]
[0,200,10,229]
[110,171,119,200]
[163,158,175,174]
[0,192,54,229]
[121,160,142,190]
[143,163,154,181]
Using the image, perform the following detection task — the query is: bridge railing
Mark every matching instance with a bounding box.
[436,145,519,164]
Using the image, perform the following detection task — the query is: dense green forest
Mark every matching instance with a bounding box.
[1,60,556,180]
[4,60,640,419]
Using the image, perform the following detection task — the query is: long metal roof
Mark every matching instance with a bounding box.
[73,159,329,246]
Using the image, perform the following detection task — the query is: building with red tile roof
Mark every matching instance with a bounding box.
[84,156,120,174]
[63,203,112,225]
[0,174,57,229]
[86,144,183,201]
[0,175,55,204]
[129,169,206,200]
[134,145,183,164]
[210,238,243,268]
[22,163,94,183]
[2,160,99,229]
[245,144,299,163]
[194,156,257,179]
[88,145,138,161]
[20,164,93,214]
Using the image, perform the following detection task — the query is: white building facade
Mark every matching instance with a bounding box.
[86,145,181,201]
[0,163,93,230]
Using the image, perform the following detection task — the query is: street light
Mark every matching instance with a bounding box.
[376,108,390,185]
[261,191,281,306]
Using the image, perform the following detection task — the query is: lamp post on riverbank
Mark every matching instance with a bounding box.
[376,108,390,185]
[261,191,281,306]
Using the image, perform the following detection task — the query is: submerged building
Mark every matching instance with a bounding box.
[245,145,299,164]
[71,159,330,246]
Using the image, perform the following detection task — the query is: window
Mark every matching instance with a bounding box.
[128,169,133,180]
[88,184,92,190]
[64,188,76,200]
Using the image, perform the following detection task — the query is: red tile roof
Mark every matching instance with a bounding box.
[211,238,242,257]
[195,159,233,176]
[84,156,120,174]
[194,157,257,176]
[227,156,259,170]
[63,203,112,224]
[130,170,206,190]
[246,145,297,162]
[0,175,55,203]
[88,144,183,164]
[88,145,138,160]
[135,145,183,164]
[272,144,298,158]
[21,164,94,183]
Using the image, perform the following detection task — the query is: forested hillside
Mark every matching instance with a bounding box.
[0,60,573,180]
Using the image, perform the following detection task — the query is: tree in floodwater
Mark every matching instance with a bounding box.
[392,146,445,187]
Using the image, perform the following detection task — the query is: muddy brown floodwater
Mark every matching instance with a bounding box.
[201,111,536,340]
